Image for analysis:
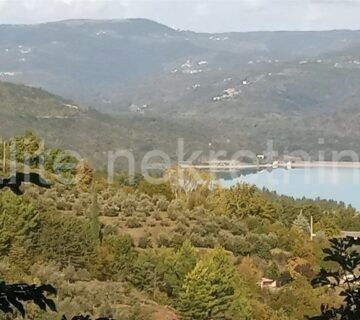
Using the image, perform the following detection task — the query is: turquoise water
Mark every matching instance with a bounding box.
[219,168,360,209]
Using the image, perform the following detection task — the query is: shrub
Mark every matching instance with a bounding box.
[167,209,178,221]
[245,215,261,231]
[170,233,186,248]
[138,180,174,201]
[167,199,184,219]
[72,200,83,215]
[56,198,72,211]
[216,215,233,231]
[156,197,170,212]
[126,218,142,229]
[217,231,234,252]
[136,198,154,216]
[138,236,152,249]
[229,220,248,236]
[153,211,163,221]
[148,219,157,227]
[245,233,273,259]
[174,222,188,235]
[190,225,207,237]
[177,216,190,227]
[157,234,171,247]
[103,203,120,217]
[202,220,220,236]
[232,236,252,256]
[160,220,171,227]
[189,233,203,248]
[121,196,137,217]
[201,235,216,248]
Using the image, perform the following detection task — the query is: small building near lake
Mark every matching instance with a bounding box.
[258,277,277,289]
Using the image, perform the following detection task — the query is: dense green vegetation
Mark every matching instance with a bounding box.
[0,81,214,168]
[3,21,360,319]
[1,134,360,319]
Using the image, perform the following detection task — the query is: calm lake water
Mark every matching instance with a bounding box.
[219,167,360,210]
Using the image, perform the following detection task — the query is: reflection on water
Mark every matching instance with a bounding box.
[217,167,272,180]
[218,167,360,209]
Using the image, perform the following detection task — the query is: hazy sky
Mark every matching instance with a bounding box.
[0,0,360,32]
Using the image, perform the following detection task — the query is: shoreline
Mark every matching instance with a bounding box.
[179,161,360,170]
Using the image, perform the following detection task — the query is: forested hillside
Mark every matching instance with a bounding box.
[3,76,360,165]
[2,20,360,158]
[0,81,216,166]
[0,133,359,319]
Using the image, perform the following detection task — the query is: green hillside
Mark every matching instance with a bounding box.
[0,81,219,166]
[0,156,358,319]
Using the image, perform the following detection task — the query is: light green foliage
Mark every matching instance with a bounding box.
[129,249,162,294]
[9,130,41,165]
[91,235,137,281]
[293,212,311,235]
[0,192,40,257]
[4,131,78,175]
[0,140,358,320]
[163,240,198,298]
[45,148,79,176]
[179,247,245,320]
[314,216,341,237]
[138,180,174,201]
[210,184,278,221]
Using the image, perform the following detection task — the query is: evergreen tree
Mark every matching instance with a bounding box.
[163,240,198,298]
[0,192,41,256]
[178,247,244,320]
[293,211,311,235]
[314,216,341,237]
[10,130,42,166]
[39,214,97,269]
[45,147,79,175]
[92,235,137,281]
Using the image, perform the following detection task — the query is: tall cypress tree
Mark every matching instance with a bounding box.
[88,190,102,243]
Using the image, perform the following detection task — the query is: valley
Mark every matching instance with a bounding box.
[1,19,360,162]
[1,13,360,320]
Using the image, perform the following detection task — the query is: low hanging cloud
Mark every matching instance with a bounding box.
[0,0,359,31]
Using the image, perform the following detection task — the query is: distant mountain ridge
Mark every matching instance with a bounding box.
[2,19,360,159]
[1,18,360,110]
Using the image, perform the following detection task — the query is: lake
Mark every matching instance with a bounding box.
[219,167,360,210]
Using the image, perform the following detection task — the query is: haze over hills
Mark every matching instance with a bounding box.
[1,19,360,160]
[2,18,360,110]
[0,81,218,166]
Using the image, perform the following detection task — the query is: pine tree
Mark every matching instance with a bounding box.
[178,247,242,320]
[0,192,41,256]
[10,130,42,166]
[314,216,341,237]
[163,240,198,298]
[293,211,311,235]
[39,214,97,269]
